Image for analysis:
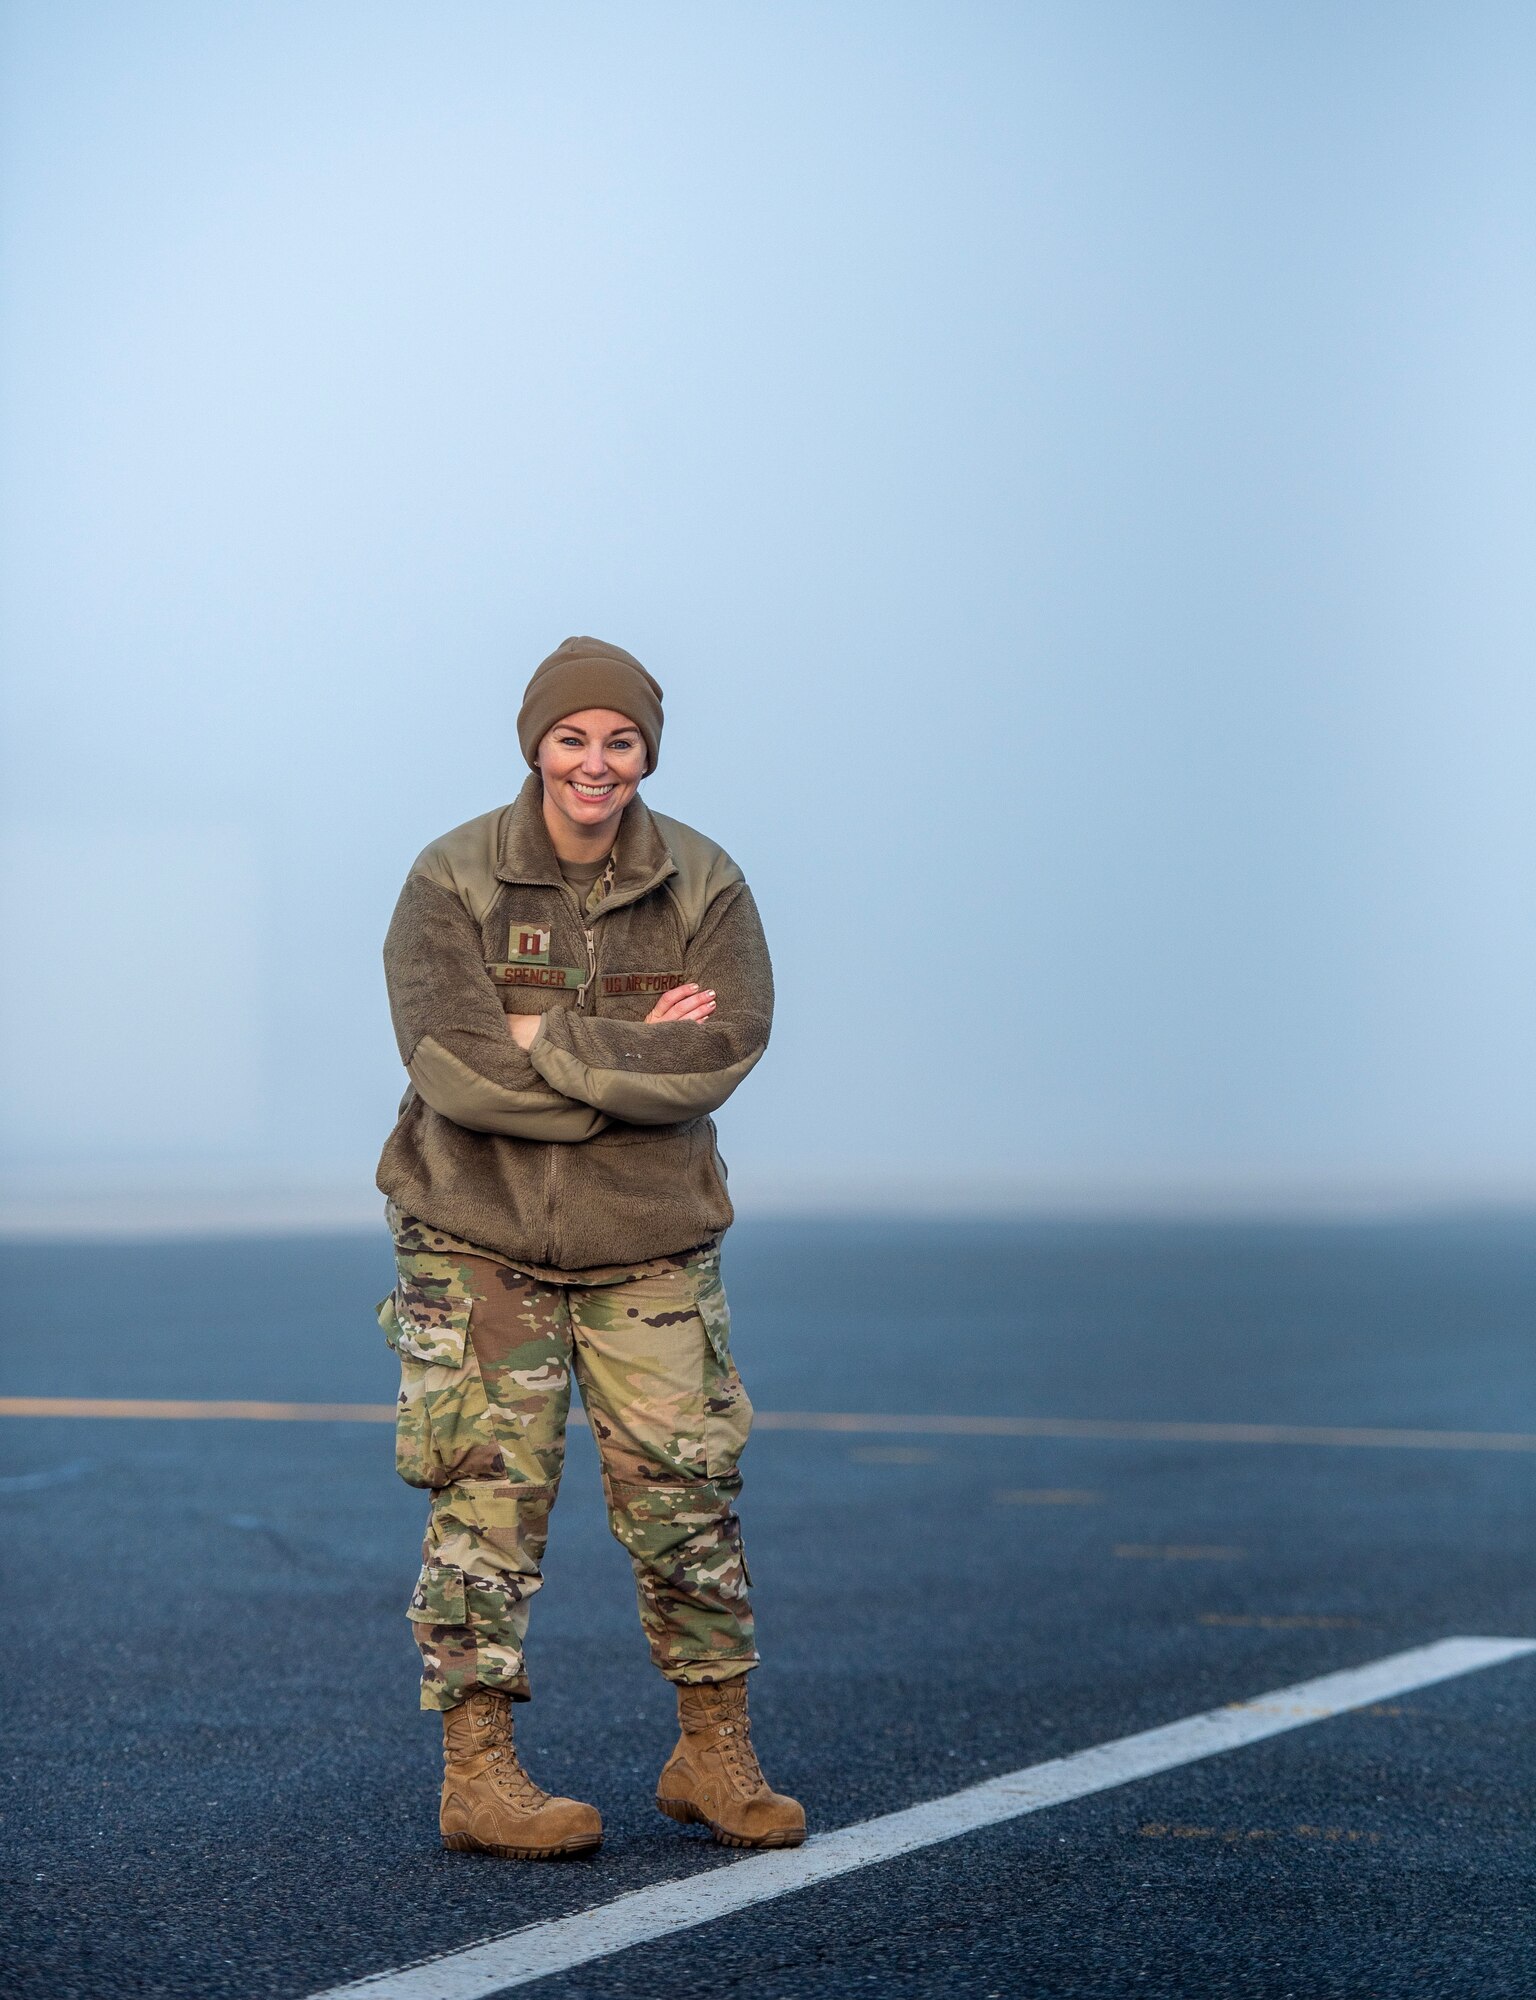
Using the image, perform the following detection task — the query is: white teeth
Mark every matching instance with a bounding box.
[571,782,614,798]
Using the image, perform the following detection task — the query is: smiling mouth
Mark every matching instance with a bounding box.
[570,781,617,801]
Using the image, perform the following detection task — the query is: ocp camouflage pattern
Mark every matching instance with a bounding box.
[381,1220,755,1709]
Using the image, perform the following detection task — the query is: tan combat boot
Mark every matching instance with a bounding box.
[655,1678,806,1849]
[440,1689,602,1859]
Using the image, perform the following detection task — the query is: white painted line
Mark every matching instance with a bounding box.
[309,1636,1535,2000]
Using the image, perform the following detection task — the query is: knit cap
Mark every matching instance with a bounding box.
[517,636,664,773]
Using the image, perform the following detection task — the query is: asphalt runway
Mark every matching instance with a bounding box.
[2,1216,1533,1999]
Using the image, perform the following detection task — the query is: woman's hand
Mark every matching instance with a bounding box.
[505,1012,541,1050]
[505,987,714,1046]
[646,983,716,1026]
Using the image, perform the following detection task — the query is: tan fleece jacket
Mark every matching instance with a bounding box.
[376,774,772,1272]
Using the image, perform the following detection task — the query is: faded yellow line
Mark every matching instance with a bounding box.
[0,1396,1533,1451]
[1200,1612,1363,1630]
[1114,1543,1245,1560]
[754,1410,1536,1452]
[0,1396,398,1423]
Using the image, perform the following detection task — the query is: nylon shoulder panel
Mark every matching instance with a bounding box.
[410,805,508,926]
[649,809,744,941]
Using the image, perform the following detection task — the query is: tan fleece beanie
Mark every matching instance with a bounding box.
[517,636,665,773]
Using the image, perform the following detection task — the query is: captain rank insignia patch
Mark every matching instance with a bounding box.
[510,924,552,965]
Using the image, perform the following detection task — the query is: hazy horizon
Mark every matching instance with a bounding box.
[3,2,1534,1231]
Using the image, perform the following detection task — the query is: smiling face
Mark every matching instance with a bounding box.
[535,707,648,857]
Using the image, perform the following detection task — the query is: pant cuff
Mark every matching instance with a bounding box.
[420,1671,532,1711]
[662,1655,758,1687]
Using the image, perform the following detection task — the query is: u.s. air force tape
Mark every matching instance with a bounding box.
[599,972,686,997]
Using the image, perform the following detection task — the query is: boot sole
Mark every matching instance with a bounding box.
[655,1793,807,1850]
[442,1830,602,1860]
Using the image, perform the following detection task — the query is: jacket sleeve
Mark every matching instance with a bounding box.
[527,882,773,1124]
[383,872,611,1142]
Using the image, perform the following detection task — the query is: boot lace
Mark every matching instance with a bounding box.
[465,1696,553,1811]
[485,1739,554,1812]
[712,1713,765,1796]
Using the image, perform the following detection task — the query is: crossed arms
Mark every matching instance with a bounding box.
[382,873,773,1141]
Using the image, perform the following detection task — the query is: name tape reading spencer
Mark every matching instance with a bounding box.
[600,972,687,998]
[486,964,587,989]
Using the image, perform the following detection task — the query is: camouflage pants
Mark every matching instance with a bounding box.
[379,1217,756,1711]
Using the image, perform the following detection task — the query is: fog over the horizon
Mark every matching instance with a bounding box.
[2,1,1533,1223]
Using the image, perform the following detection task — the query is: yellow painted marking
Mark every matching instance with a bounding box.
[0,1399,1532,1453]
[0,1395,589,1426]
[1115,1543,1244,1560]
[995,1488,1106,1505]
[752,1411,1536,1452]
[1201,1612,1363,1629]
[0,1396,396,1423]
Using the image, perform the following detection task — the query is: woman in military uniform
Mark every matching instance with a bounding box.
[377,636,803,1858]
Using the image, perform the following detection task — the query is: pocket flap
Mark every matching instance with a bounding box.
[407,1562,466,1626]
[376,1294,415,1355]
[690,1251,732,1368]
[392,1286,471,1367]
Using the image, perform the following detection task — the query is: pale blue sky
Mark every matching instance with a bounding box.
[2,1,1533,1219]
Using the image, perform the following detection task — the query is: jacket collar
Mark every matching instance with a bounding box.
[496,772,676,914]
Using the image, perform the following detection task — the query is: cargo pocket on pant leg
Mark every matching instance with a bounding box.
[384,1266,473,1370]
[407,1562,467,1627]
[688,1252,753,1480]
[689,1251,732,1370]
[406,1561,484,1710]
[409,1550,536,1706]
[379,1272,476,1490]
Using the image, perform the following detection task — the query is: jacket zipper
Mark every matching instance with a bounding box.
[548,891,599,1264]
[542,1139,557,1266]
